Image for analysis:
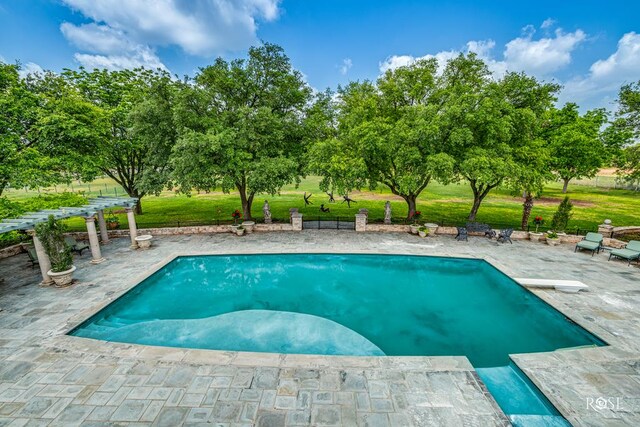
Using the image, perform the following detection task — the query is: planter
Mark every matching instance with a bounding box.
[241,221,255,233]
[134,234,153,249]
[418,230,428,238]
[424,223,439,235]
[47,265,76,287]
[409,224,420,235]
[229,224,240,233]
[546,238,560,246]
[529,232,544,242]
[235,227,245,236]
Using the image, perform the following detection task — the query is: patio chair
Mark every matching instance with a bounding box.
[64,236,90,255]
[27,247,38,268]
[455,227,468,241]
[574,232,603,256]
[497,228,513,244]
[608,240,640,266]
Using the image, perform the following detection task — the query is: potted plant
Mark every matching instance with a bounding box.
[409,210,422,234]
[235,225,245,236]
[546,230,560,246]
[424,223,439,235]
[418,226,429,238]
[105,210,120,230]
[35,215,75,287]
[550,197,573,242]
[230,209,242,233]
[529,216,544,242]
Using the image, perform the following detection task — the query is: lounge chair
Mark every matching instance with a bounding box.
[455,227,468,241]
[608,240,640,266]
[574,232,603,256]
[497,228,513,244]
[27,247,38,268]
[64,236,90,255]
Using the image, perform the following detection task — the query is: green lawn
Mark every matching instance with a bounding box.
[4,176,640,233]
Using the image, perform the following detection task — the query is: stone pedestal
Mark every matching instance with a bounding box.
[126,207,138,249]
[85,216,105,264]
[96,210,110,244]
[31,233,53,286]
[291,213,303,231]
[289,208,299,224]
[598,221,614,238]
[355,214,367,232]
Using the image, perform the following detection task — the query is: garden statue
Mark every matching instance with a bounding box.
[263,200,272,224]
[304,192,313,205]
[341,194,357,208]
[326,191,335,202]
[320,204,330,213]
[384,201,392,224]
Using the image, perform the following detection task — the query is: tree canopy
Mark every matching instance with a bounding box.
[170,43,313,220]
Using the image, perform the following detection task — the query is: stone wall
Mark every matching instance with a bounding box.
[0,243,26,260]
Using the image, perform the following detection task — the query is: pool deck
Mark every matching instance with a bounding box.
[0,231,638,426]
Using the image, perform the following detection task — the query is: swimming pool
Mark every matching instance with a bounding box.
[71,253,603,366]
[71,253,604,425]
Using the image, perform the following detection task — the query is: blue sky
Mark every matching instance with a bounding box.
[1,0,639,110]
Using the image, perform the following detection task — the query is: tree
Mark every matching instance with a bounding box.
[440,55,559,220]
[309,58,455,218]
[545,103,608,193]
[0,63,70,195]
[612,81,640,186]
[54,67,177,213]
[171,43,312,220]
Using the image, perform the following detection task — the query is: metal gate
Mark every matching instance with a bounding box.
[302,216,355,230]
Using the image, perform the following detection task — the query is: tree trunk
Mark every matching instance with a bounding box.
[403,195,417,219]
[521,192,534,231]
[135,198,143,215]
[467,195,483,221]
[562,178,570,193]
[0,176,7,196]
[238,188,254,221]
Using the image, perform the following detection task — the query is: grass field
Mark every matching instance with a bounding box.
[4,175,639,233]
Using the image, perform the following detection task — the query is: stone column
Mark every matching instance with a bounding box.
[289,208,299,224]
[31,233,53,286]
[85,216,105,264]
[96,209,110,244]
[291,213,303,231]
[598,219,614,238]
[355,214,367,232]
[126,207,138,249]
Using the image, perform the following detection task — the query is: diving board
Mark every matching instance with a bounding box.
[513,278,589,293]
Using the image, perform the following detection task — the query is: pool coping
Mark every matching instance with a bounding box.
[53,248,622,426]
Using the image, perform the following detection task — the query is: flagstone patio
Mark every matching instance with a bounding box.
[0,231,638,426]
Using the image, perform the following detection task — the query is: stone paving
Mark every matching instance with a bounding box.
[0,230,639,426]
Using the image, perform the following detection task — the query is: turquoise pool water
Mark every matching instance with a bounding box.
[72,253,603,367]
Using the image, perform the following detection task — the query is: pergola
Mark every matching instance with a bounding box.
[0,196,139,285]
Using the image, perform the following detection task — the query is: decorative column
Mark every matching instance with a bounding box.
[96,210,110,244]
[126,207,138,249]
[355,214,367,232]
[31,232,53,286]
[85,216,105,264]
[598,219,614,238]
[291,213,303,231]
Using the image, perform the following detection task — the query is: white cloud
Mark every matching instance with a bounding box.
[541,18,556,30]
[61,22,167,70]
[18,62,45,78]
[560,32,640,109]
[61,0,281,56]
[379,23,585,80]
[340,58,353,75]
[504,28,586,75]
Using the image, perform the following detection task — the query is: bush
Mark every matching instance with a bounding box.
[34,215,73,272]
[550,196,573,232]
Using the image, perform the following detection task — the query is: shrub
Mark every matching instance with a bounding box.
[35,215,73,272]
[547,230,559,239]
[550,196,573,232]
